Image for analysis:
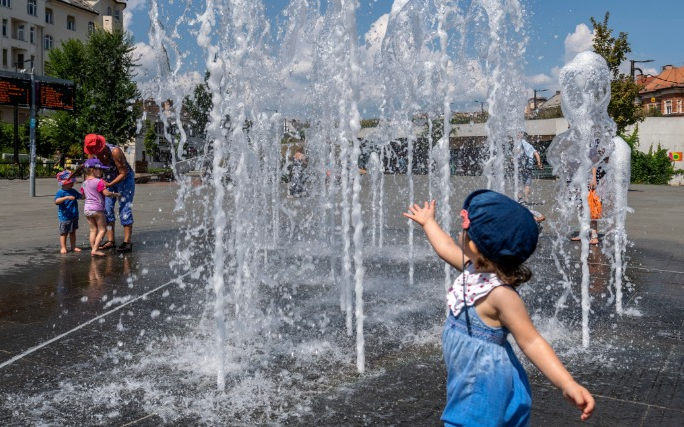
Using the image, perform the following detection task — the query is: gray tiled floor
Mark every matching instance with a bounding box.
[0,178,682,426]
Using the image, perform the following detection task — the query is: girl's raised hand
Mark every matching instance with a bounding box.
[402,200,436,226]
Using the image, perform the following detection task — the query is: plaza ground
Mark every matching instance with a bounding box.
[0,177,682,426]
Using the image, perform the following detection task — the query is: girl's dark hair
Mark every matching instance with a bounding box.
[472,251,532,287]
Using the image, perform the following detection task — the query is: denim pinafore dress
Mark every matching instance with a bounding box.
[441,303,532,426]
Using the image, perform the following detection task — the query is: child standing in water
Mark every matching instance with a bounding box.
[403,189,594,426]
[54,170,82,254]
[80,158,119,257]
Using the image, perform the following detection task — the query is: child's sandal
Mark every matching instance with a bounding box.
[98,241,116,250]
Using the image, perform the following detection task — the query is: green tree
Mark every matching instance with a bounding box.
[42,39,88,156]
[0,122,18,154]
[82,29,141,145]
[590,12,644,134]
[182,71,212,139]
[143,119,158,161]
[43,29,141,152]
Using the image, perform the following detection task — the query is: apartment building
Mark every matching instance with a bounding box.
[0,0,126,121]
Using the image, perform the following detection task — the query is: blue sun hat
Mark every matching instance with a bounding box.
[83,158,109,169]
[461,189,539,265]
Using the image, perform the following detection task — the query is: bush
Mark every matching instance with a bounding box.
[148,167,172,174]
[622,127,676,184]
[631,145,677,184]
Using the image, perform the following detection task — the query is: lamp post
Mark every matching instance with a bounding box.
[630,59,654,81]
[19,59,37,197]
[532,89,547,111]
[473,100,485,113]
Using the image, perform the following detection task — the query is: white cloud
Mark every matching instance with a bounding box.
[564,23,594,63]
[132,42,157,82]
[642,66,658,76]
[364,13,388,66]
[123,0,146,33]
[526,73,553,85]
[137,71,203,101]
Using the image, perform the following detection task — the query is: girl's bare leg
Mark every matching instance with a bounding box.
[92,213,107,257]
[88,216,105,256]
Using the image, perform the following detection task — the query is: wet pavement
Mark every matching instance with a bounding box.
[0,177,683,426]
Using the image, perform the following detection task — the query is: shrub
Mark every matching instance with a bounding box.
[622,127,676,184]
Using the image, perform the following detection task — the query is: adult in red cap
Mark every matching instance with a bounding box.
[78,133,136,252]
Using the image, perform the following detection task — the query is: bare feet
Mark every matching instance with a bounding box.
[72,247,82,253]
[60,247,68,254]
[570,236,581,242]
[91,251,106,257]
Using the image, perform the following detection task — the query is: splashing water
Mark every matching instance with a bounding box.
[1,2,634,424]
[546,51,631,347]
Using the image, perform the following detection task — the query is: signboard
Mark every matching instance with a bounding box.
[0,72,74,111]
[0,77,30,106]
[669,152,682,162]
[38,81,75,111]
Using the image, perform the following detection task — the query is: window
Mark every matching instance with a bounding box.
[678,100,682,114]
[114,10,120,21]
[2,49,6,67]
[44,34,53,50]
[67,16,75,31]
[17,25,24,41]
[0,0,11,8]
[17,53,24,68]
[27,0,37,16]
[665,100,672,115]
[45,8,53,25]
[2,20,6,37]
[88,21,95,34]
[29,26,34,44]
[107,7,112,15]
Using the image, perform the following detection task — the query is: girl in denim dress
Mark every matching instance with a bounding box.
[404,190,594,426]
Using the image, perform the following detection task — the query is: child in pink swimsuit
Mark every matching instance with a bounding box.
[80,158,119,257]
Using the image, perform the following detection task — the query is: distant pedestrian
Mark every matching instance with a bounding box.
[288,147,308,198]
[515,132,542,203]
[404,190,594,426]
[80,158,119,257]
[54,170,82,254]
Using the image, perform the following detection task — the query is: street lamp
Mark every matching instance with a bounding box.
[532,89,547,111]
[473,100,485,113]
[630,59,654,81]
[19,59,37,197]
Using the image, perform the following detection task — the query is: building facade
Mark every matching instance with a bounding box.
[0,0,126,122]
[638,64,684,117]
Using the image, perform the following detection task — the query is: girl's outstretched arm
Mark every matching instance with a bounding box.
[488,286,595,421]
[403,200,467,271]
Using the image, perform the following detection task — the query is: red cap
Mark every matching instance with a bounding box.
[84,134,106,155]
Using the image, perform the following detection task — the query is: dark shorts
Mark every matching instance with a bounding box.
[59,218,79,235]
[519,168,533,187]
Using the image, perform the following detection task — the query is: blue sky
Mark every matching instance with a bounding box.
[123,0,682,113]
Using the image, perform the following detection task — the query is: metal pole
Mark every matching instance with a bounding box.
[29,66,36,197]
